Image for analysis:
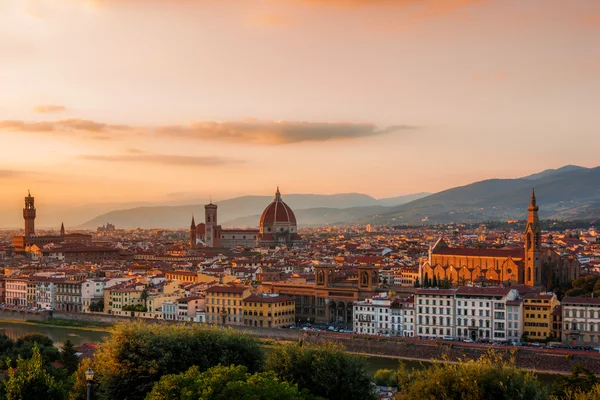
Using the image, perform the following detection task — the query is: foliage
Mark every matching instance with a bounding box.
[122,304,148,312]
[554,384,600,400]
[3,344,66,400]
[374,368,397,387]
[551,364,600,399]
[80,321,265,400]
[563,276,600,298]
[146,364,321,400]
[266,342,377,400]
[68,357,93,400]
[60,340,79,374]
[0,333,60,368]
[89,300,105,312]
[394,350,548,400]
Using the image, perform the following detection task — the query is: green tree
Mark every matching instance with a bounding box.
[553,383,600,400]
[146,364,320,400]
[413,278,420,288]
[394,350,548,400]
[4,344,66,400]
[266,342,377,400]
[60,340,79,374]
[424,273,429,288]
[80,321,265,400]
[551,364,600,399]
[432,274,438,288]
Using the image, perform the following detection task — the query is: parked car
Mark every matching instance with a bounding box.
[443,336,455,341]
[463,338,474,343]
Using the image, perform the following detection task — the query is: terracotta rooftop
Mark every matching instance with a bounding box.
[205,285,249,294]
[433,247,524,259]
[243,294,294,303]
[561,296,600,305]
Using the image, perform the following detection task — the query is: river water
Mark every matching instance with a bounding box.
[0,321,558,387]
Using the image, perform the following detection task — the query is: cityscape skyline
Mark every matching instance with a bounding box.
[1,0,600,208]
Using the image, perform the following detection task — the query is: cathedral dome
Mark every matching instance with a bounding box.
[259,188,297,234]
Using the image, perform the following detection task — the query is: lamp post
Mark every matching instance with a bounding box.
[85,368,94,400]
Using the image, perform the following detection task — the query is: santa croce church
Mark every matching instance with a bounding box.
[420,190,580,288]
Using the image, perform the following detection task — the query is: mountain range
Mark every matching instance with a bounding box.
[14,165,600,230]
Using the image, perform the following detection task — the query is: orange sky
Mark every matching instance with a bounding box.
[1,0,599,208]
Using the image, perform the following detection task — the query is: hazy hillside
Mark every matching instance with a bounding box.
[367,166,600,225]
[80,193,385,229]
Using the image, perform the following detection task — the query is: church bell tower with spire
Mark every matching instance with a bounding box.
[190,215,197,250]
[524,189,542,286]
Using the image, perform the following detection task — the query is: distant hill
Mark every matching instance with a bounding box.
[366,166,600,225]
[78,165,600,229]
[80,193,398,229]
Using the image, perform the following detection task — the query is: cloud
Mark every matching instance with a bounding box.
[33,105,67,113]
[0,118,412,145]
[79,153,242,166]
[155,120,411,145]
[0,169,23,179]
[0,119,131,137]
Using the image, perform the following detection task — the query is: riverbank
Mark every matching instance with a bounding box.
[1,318,109,333]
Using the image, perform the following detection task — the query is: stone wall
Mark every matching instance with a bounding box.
[0,309,49,322]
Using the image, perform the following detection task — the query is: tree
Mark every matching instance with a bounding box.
[145,364,320,400]
[81,321,265,400]
[551,364,600,399]
[395,350,548,400]
[413,278,420,288]
[266,342,377,400]
[432,275,438,288]
[424,273,429,288]
[60,340,79,374]
[374,369,396,387]
[4,344,66,400]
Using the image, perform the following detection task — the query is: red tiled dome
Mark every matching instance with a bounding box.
[260,188,297,227]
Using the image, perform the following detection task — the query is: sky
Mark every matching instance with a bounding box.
[1,0,599,212]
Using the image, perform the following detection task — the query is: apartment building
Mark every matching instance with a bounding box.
[523,292,559,340]
[55,281,83,312]
[205,285,251,325]
[415,288,456,339]
[4,277,28,306]
[562,296,600,345]
[243,294,295,328]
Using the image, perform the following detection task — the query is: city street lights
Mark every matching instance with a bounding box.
[85,368,94,400]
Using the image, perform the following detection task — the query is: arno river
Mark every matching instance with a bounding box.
[0,321,558,385]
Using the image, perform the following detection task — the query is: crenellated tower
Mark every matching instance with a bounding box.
[524,189,542,286]
[205,202,218,248]
[23,191,36,236]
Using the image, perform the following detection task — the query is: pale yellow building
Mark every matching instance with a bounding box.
[205,285,251,325]
[243,294,295,328]
[104,286,144,314]
[523,292,559,340]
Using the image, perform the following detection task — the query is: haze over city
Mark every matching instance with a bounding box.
[1,0,600,213]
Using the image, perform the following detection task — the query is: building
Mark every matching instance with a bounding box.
[522,292,559,341]
[420,191,578,288]
[562,297,600,346]
[242,294,295,328]
[55,281,83,312]
[42,243,120,263]
[205,285,251,325]
[261,265,382,326]
[257,188,303,248]
[552,305,562,340]
[82,279,107,312]
[353,294,393,335]
[5,277,28,306]
[35,278,58,310]
[104,286,144,314]
[13,192,92,253]
[392,296,415,337]
[195,203,259,249]
[454,287,519,342]
[415,288,456,339]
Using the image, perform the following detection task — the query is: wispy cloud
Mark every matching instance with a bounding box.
[0,118,411,145]
[79,153,243,166]
[155,120,412,145]
[0,169,23,179]
[33,104,67,113]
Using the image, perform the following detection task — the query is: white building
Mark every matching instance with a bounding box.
[415,288,456,339]
[82,279,107,312]
[34,278,58,310]
[562,296,600,345]
[353,295,392,335]
[390,296,415,337]
[454,287,518,342]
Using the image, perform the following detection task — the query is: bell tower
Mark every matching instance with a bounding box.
[190,215,197,250]
[205,202,218,248]
[524,189,542,286]
[23,191,36,236]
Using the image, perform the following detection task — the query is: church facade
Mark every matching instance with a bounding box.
[420,190,580,288]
